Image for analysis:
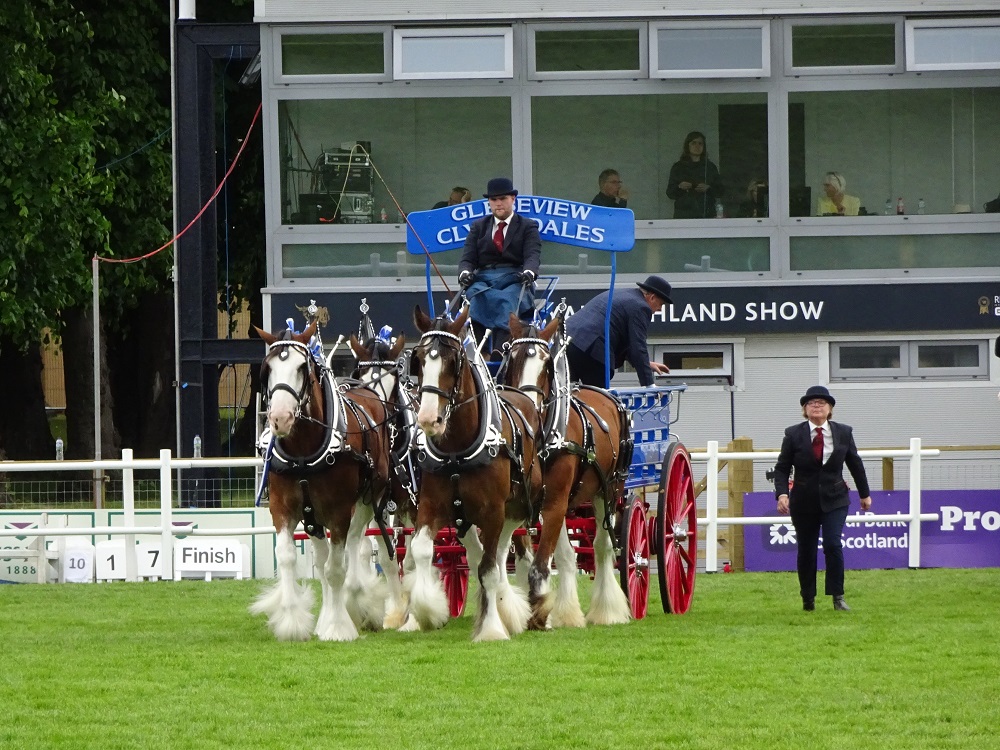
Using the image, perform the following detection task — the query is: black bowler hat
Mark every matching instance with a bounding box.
[484,177,518,198]
[636,275,672,304]
[800,385,835,407]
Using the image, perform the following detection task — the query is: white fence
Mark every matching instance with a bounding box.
[0,440,940,581]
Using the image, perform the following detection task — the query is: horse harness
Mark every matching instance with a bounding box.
[257,339,384,541]
[413,328,539,535]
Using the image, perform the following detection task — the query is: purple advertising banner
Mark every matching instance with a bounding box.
[743,489,1000,571]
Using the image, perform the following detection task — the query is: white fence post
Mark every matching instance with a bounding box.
[705,440,719,573]
[122,449,138,582]
[909,437,922,569]
[159,449,174,577]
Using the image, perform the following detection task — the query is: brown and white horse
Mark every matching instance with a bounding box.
[250,322,391,641]
[407,306,542,641]
[501,312,634,628]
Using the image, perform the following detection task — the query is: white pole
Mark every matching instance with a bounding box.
[92,257,103,509]
[122,449,138,582]
[908,437,922,568]
[170,0,183,466]
[160,449,174,577]
[705,440,719,572]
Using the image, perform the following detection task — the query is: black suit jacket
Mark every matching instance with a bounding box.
[773,420,871,513]
[565,287,655,386]
[459,212,541,275]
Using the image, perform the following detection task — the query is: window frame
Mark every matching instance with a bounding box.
[392,26,514,80]
[648,341,744,389]
[273,27,391,83]
[649,20,770,79]
[906,18,1000,72]
[784,17,904,76]
[527,22,648,81]
[827,337,991,382]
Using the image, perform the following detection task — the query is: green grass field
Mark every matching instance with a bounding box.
[1,568,997,750]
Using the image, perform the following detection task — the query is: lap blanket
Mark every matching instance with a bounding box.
[466,269,534,332]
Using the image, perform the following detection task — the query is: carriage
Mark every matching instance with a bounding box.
[253,197,698,640]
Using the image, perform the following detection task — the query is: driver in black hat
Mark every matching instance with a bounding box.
[564,275,673,387]
[458,177,541,347]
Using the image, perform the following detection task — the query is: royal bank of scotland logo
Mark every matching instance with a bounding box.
[978,295,1000,316]
[769,523,796,546]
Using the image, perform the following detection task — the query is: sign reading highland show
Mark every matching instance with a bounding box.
[743,489,1000,571]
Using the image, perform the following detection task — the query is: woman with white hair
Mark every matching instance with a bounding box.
[817,171,860,216]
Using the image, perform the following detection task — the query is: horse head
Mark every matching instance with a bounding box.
[412,304,471,438]
[504,313,560,409]
[254,321,319,439]
[350,330,406,403]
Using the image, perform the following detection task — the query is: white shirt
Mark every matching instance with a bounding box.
[809,420,833,464]
[492,213,514,240]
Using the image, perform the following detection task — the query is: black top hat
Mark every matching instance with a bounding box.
[800,385,835,407]
[636,275,672,304]
[484,177,518,198]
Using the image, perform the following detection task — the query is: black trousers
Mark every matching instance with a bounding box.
[566,342,609,388]
[790,504,849,599]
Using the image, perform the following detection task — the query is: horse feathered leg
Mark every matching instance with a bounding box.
[311,535,333,637]
[343,503,385,631]
[315,537,360,641]
[471,520,511,642]
[494,519,531,636]
[404,526,450,631]
[378,527,408,630]
[512,533,534,592]
[250,526,315,641]
[550,521,586,628]
[587,496,631,625]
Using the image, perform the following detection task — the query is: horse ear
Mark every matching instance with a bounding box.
[414,305,431,332]
[254,325,278,346]
[348,334,364,359]
[297,321,317,344]
[508,313,523,338]
[540,317,559,341]
[452,306,469,333]
[389,333,406,358]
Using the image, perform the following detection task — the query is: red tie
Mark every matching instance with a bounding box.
[812,427,824,463]
[493,221,505,253]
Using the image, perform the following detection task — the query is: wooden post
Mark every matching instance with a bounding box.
[882,457,894,491]
[727,437,754,572]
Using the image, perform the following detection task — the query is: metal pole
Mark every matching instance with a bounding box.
[170,0,182,463]
[92,257,103,509]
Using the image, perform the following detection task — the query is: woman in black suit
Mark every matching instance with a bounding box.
[774,385,872,612]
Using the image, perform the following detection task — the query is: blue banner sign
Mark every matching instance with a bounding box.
[406,196,634,255]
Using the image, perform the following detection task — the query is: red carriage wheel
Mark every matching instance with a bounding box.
[440,557,469,618]
[618,493,650,620]
[656,443,697,614]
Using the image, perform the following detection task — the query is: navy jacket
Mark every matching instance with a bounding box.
[565,287,656,386]
[773,420,871,513]
[459,212,541,276]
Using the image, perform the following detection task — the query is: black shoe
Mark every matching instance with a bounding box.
[833,596,851,611]
[802,598,815,611]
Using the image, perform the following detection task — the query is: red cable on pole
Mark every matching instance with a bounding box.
[96,102,262,265]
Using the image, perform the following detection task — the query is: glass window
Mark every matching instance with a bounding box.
[831,340,989,380]
[791,23,896,69]
[652,23,769,78]
[278,97,512,227]
[531,92,768,221]
[280,33,385,77]
[790,233,1000,271]
[532,27,642,75]
[907,21,1000,71]
[651,344,735,385]
[393,28,513,79]
[787,87,1000,218]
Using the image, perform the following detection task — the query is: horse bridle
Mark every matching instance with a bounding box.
[415,329,474,422]
[261,340,315,416]
[501,334,552,401]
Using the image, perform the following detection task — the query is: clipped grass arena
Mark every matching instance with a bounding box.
[1,568,997,750]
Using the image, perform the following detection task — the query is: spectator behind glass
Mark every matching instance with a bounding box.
[591,169,629,208]
[666,131,724,219]
[816,172,860,216]
[432,186,472,210]
[739,178,769,218]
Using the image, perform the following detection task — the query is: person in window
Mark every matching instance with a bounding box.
[591,169,629,208]
[738,178,768,218]
[432,186,472,210]
[458,177,541,347]
[666,131,724,219]
[816,172,860,216]
[774,385,873,612]
[564,275,673,388]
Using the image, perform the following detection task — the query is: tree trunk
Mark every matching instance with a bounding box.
[0,337,53,460]
[107,291,176,457]
[62,305,118,460]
